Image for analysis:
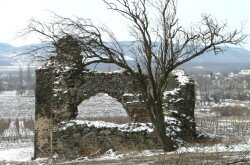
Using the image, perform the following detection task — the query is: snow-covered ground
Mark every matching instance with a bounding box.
[77,93,128,118]
[0,91,34,119]
[0,141,33,162]
[176,138,250,153]
[211,99,248,108]
[0,91,127,120]
[0,146,33,162]
[1,138,250,164]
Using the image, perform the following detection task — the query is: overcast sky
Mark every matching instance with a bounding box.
[1,0,250,50]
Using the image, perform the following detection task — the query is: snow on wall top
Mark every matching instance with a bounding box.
[171,70,190,86]
[163,88,180,97]
[58,120,154,133]
[163,70,190,98]
[82,69,127,74]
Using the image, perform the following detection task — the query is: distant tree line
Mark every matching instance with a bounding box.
[0,65,35,95]
[193,71,250,105]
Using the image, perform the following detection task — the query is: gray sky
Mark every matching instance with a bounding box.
[1,0,250,50]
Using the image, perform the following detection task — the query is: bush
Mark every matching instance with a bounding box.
[0,118,11,135]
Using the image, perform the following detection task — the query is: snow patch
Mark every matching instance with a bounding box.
[98,149,121,160]
[212,102,247,108]
[60,120,154,133]
[175,138,250,153]
[123,93,134,97]
[165,116,178,124]
[163,88,180,97]
[172,70,190,85]
[196,108,210,112]
[64,66,72,72]
[0,147,33,162]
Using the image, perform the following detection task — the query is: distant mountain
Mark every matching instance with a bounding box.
[191,47,250,63]
[0,43,15,52]
[118,41,250,63]
[1,41,250,66]
[107,41,250,63]
[0,42,45,53]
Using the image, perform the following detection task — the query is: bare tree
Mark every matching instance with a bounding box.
[21,0,246,151]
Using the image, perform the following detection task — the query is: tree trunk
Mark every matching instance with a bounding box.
[148,103,177,152]
[153,114,177,152]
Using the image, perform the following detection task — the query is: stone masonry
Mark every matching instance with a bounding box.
[34,35,196,159]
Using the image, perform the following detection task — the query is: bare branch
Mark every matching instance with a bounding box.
[20,0,247,152]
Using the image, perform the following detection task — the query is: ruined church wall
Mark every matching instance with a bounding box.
[34,35,197,159]
[35,64,196,158]
[51,75,196,160]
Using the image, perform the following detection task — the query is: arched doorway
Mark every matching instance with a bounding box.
[77,93,131,123]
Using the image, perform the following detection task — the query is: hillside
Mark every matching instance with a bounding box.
[1,42,250,69]
[193,47,250,63]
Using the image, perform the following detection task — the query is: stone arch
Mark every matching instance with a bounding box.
[75,71,139,105]
[34,36,143,158]
[34,35,196,159]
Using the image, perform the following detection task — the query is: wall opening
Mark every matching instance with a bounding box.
[77,93,131,124]
[34,35,196,158]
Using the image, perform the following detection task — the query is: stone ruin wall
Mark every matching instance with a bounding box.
[34,35,196,159]
[53,121,160,159]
